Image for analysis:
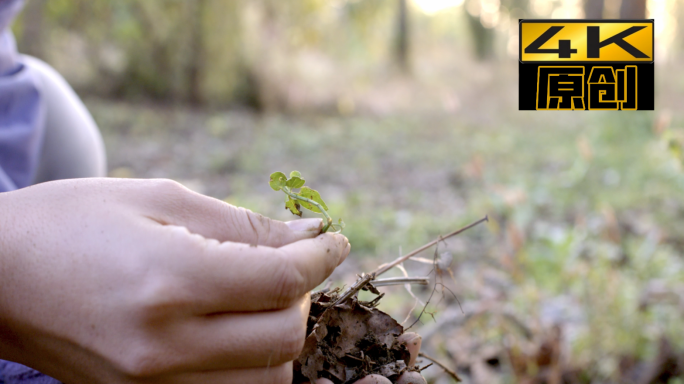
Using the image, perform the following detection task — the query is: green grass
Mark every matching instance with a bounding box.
[86,83,684,381]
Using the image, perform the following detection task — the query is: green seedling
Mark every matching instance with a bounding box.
[269,171,345,233]
[269,170,486,383]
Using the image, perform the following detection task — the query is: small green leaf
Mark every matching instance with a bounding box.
[286,176,306,189]
[269,172,287,191]
[285,199,302,216]
[297,186,328,213]
[270,170,342,233]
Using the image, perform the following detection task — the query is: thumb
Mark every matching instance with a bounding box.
[140,179,323,247]
[398,332,422,367]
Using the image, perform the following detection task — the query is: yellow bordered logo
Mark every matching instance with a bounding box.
[520,21,653,62]
[519,20,654,111]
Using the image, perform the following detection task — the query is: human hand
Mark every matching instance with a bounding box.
[0,178,350,384]
[308,332,426,384]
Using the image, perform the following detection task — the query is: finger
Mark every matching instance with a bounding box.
[138,179,324,247]
[155,362,292,384]
[306,375,393,384]
[395,371,427,384]
[398,332,422,367]
[352,374,393,384]
[156,229,349,312]
[137,296,309,372]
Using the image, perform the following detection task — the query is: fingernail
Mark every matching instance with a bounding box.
[286,218,323,232]
[401,333,421,344]
[339,242,351,265]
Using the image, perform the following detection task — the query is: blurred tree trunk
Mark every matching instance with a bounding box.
[131,2,174,100]
[584,0,605,18]
[465,1,494,61]
[186,0,205,105]
[393,0,410,72]
[20,0,45,58]
[502,0,529,16]
[619,0,646,19]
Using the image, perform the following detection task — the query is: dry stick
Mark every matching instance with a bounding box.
[328,216,488,309]
[370,277,430,287]
[327,273,376,309]
[310,218,486,375]
[405,244,441,331]
[373,215,489,276]
[418,352,462,382]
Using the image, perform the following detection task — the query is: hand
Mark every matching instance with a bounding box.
[0,178,350,384]
[309,333,426,384]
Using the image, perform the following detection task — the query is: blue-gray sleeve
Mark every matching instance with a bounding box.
[0,1,62,382]
[0,0,46,193]
[0,361,61,384]
[0,54,46,192]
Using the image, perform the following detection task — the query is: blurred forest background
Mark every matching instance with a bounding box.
[11,0,684,383]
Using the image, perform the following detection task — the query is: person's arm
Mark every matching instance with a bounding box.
[0,178,426,384]
[0,189,20,362]
[21,55,107,183]
[0,178,348,384]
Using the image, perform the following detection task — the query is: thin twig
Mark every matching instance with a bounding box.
[373,216,488,276]
[408,256,437,264]
[418,352,462,382]
[370,277,430,287]
[406,242,444,331]
[320,216,488,312]
[345,354,365,362]
[397,262,424,326]
[326,273,375,310]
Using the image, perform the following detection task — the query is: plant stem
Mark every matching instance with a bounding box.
[418,352,462,382]
[372,215,488,276]
[282,187,333,232]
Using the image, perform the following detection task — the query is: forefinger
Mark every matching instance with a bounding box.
[159,229,350,313]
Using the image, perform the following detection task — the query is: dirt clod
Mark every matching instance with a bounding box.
[293,289,415,384]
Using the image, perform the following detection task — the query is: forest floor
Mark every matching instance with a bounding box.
[85,58,684,384]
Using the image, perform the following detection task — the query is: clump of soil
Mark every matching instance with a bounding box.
[293,289,416,384]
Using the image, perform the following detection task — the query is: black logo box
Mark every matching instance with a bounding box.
[518,19,654,111]
[518,63,654,110]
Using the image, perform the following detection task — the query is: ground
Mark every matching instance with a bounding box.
[85,58,684,383]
